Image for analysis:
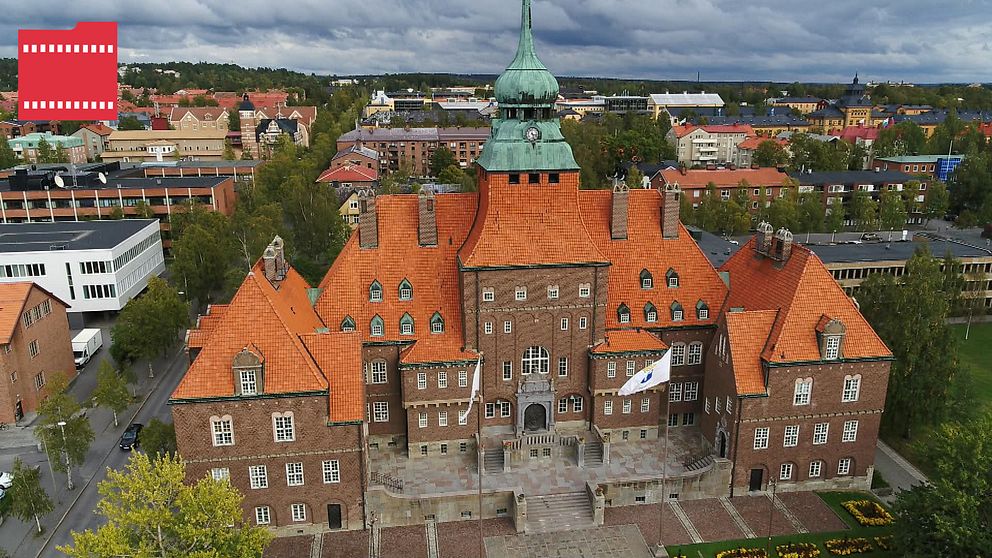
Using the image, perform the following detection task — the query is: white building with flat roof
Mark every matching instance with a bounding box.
[0,219,165,313]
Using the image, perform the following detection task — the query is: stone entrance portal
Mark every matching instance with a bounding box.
[515,375,554,436]
[524,403,547,432]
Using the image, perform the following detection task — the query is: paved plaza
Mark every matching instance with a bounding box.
[485,524,653,558]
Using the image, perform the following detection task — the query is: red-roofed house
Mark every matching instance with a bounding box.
[668,124,756,167]
[659,167,793,215]
[70,123,114,161]
[316,164,378,187]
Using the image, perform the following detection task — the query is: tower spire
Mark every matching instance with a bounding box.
[509,0,545,70]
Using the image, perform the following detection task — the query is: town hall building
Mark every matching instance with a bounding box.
[170,0,892,537]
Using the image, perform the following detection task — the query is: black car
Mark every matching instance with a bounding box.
[119,423,143,451]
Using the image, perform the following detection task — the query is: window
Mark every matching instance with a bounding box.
[548,285,559,300]
[666,269,679,288]
[398,279,413,300]
[502,361,512,380]
[697,302,710,320]
[682,412,695,426]
[560,317,569,330]
[687,343,703,365]
[794,378,812,406]
[431,313,444,334]
[705,397,711,414]
[641,398,650,413]
[291,503,306,522]
[212,418,233,446]
[367,361,387,385]
[843,420,858,443]
[780,463,794,481]
[825,335,841,360]
[617,303,631,324]
[373,401,389,422]
[528,173,540,184]
[640,269,653,289]
[34,372,45,390]
[211,468,230,481]
[578,284,591,298]
[504,321,512,334]
[559,398,568,414]
[579,316,588,330]
[438,371,448,389]
[286,462,304,486]
[485,403,496,419]
[370,315,384,337]
[671,301,683,322]
[726,396,733,414]
[340,316,356,332]
[842,375,861,402]
[644,302,657,323]
[482,288,495,302]
[668,413,679,427]
[572,396,583,413]
[813,422,829,445]
[438,411,448,427]
[369,280,382,302]
[458,370,468,388]
[669,383,683,402]
[684,381,699,401]
[420,445,429,456]
[671,343,686,366]
[440,444,448,455]
[784,425,799,447]
[622,399,631,414]
[838,458,852,476]
[715,397,722,413]
[418,412,428,428]
[500,400,511,417]
[28,340,39,358]
[626,360,636,377]
[549,173,560,184]
[607,361,616,378]
[273,414,295,442]
[255,506,271,525]
[484,322,493,334]
[558,356,569,377]
[400,313,415,335]
[459,412,468,426]
[754,427,770,449]
[416,372,427,390]
[809,460,822,478]
[515,286,527,301]
[249,465,268,489]
[604,400,613,415]
[522,346,550,375]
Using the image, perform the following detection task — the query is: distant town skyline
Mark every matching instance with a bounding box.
[2,0,991,84]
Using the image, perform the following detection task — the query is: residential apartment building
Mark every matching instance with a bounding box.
[808,76,874,130]
[788,170,926,225]
[657,167,793,214]
[71,124,113,161]
[169,107,231,131]
[769,97,825,115]
[330,145,378,171]
[668,124,755,167]
[873,155,963,182]
[8,133,87,164]
[705,115,811,137]
[237,94,314,158]
[336,127,490,176]
[100,129,228,163]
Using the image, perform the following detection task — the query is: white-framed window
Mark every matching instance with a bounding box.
[239,369,257,395]
[482,287,495,302]
[417,372,427,390]
[705,397,711,414]
[784,425,799,447]
[291,503,307,522]
[502,361,512,380]
[825,336,841,360]
[619,308,630,324]
[504,321,512,334]
[780,463,794,480]
[682,412,695,426]
[809,460,822,478]
[485,402,496,419]
[211,417,233,446]
[687,342,703,365]
[373,401,389,422]
[794,378,812,406]
[286,462,304,486]
[418,412,428,428]
[369,282,382,302]
[842,420,858,443]
[560,317,569,330]
[273,413,295,442]
[837,458,852,476]
[572,396,583,413]
[321,459,341,484]
[699,308,709,320]
[626,360,636,377]
[438,411,448,427]
[726,396,733,414]
[28,340,39,358]
[548,285,559,299]
[458,411,468,425]
[604,400,613,415]
[669,383,683,402]
[558,398,568,414]
[522,346,550,375]
[672,309,684,322]
[671,344,685,366]
[431,317,444,334]
[684,381,699,401]
[668,413,679,427]
[211,468,230,481]
[515,286,527,301]
[641,398,650,413]
[668,275,679,288]
[438,371,448,389]
[579,316,588,329]
[249,465,268,489]
[255,506,271,525]
[400,317,414,335]
[558,356,569,377]
[370,318,383,337]
[813,422,829,445]
[753,427,770,450]
[607,361,616,378]
[484,322,493,334]
[458,370,468,388]
[622,399,632,414]
[578,284,591,298]
[370,361,387,384]
[500,400,511,417]
[715,397,723,413]
[842,375,861,402]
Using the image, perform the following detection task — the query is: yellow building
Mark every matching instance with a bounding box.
[769,97,823,115]
[808,76,874,131]
[100,129,228,163]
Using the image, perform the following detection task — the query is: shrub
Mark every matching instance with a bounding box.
[824,537,874,556]
[873,536,893,551]
[715,548,767,558]
[775,542,821,558]
[841,499,893,526]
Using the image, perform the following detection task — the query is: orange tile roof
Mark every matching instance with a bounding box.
[725,310,778,395]
[591,329,668,354]
[316,164,378,183]
[579,189,729,329]
[301,332,365,423]
[659,168,792,189]
[80,123,113,136]
[186,304,229,350]
[720,238,891,364]
[0,282,35,344]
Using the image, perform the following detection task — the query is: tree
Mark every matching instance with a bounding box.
[849,190,879,230]
[752,140,789,167]
[117,116,145,131]
[0,137,18,168]
[108,206,125,220]
[893,411,992,556]
[59,453,271,558]
[52,143,70,164]
[141,418,177,458]
[626,165,646,189]
[7,457,54,533]
[430,147,458,177]
[825,204,846,233]
[796,192,825,233]
[879,188,908,231]
[695,183,724,233]
[872,121,927,158]
[110,277,189,365]
[227,109,240,132]
[766,188,799,232]
[437,164,466,185]
[133,200,155,219]
[925,181,950,224]
[92,360,131,427]
[223,140,236,160]
[35,373,94,490]
[170,208,234,306]
[36,137,54,163]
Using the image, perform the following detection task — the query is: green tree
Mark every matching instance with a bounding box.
[430,147,458,177]
[227,109,240,132]
[117,116,145,131]
[849,190,879,230]
[796,192,825,233]
[872,121,927,158]
[0,137,19,168]
[59,453,271,558]
[879,188,908,231]
[7,457,54,533]
[626,165,646,189]
[893,411,992,556]
[695,183,724,233]
[170,208,234,306]
[92,360,131,427]
[36,137,54,163]
[108,206,125,220]
[52,143,69,164]
[141,418,177,458]
[767,187,799,231]
[924,180,951,224]
[223,140,236,160]
[35,373,94,490]
[133,200,155,219]
[437,164,466,185]
[825,205,845,233]
[111,277,189,365]
[753,140,789,167]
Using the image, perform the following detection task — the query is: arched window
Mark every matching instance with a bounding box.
[696,300,709,320]
[666,268,680,288]
[370,315,384,337]
[670,342,686,366]
[399,313,415,335]
[521,346,550,375]
[430,312,444,334]
[340,315,356,332]
[369,280,382,302]
[644,302,657,323]
[398,279,413,301]
[617,303,631,324]
[688,341,703,365]
[670,301,684,322]
[639,269,653,289]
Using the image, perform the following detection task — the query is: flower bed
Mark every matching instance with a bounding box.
[824,537,874,556]
[840,499,893,526]
[775,542,821,558]
[873,535,893,551]
[715,548,767,558]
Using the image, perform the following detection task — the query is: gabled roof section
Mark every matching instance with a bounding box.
[0,282,65,344]
[316,164,378,184]
[725,310,778,395]
[720,238,891,364]
[301,332,364,423]
[591,329,668,355]
[333,145,379,161]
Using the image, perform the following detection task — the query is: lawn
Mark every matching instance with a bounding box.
[951,322,992,407]
[666,492,896,558]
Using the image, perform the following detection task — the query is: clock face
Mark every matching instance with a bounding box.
[525,126,541,142]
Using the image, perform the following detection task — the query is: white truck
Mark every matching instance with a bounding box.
[72,329,104,369]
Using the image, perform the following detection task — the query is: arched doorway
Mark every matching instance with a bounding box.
[718,431,727,458]
[524,403,547,432]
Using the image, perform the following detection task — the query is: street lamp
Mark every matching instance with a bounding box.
[57,420,73,490]
[766,477,778,554]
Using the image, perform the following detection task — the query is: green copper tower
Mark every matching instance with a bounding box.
[476,0,580,172]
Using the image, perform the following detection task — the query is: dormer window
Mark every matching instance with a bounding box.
[398,279,413,301]
[671,301,684,322]
[240,369,257,395]
[640,269,653,289]
[369,280,382,302]
[816,315,846,361]
[232,347,263,397]
[644,302,657,323]
[341,316,356,332]
[666,268,679,288]
[400,313,415,335]
[696,300,709,321]
[430,312,444,334]
[617,303,631,324]
[825,336,841,360]
[370,315,384,337]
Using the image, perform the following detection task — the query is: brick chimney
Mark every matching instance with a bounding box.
[358,189,378,249]
[774,227,794,262]
[661,183,681,239]
[262,235,287,285]
[755,221,774,256]
[611,182,629,240]
[418,189,438,246]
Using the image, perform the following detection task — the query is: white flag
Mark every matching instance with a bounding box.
[464,357,482,416]
[618,349,671,396]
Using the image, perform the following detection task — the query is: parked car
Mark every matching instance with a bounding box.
[0,471,11,489]
[119,423,143,451]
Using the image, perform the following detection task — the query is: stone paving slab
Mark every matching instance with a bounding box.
[604,503,694,547]
[436,518,517,558]
[678,499,747,543]
[730,495,796,538]
[322,529,370,558]
[484,524,653,558]
[380,525,428,558]
[264,535,312,558]
[775,492,848,533]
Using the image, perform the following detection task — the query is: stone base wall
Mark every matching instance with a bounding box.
[600,425,661,442]
[406,437,477,459]
[600,458,733,507]
[765,474,871,495]
[367,485,519,528]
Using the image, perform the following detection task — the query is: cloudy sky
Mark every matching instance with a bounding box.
[3,0,991,83]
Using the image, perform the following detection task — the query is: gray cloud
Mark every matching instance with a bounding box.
[1,0,991,83]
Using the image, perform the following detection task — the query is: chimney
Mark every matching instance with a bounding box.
[756,221,774,256]
[418,189,438,246]
[262,236,287,285]
[611,182,629,240]
[358,189,379,249]
[774,228,794,262]
[662,183,681,239]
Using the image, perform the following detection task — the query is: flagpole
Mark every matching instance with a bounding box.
[477,390,484,558]
[658,383,671,553]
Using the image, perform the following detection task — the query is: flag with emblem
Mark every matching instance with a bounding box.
[464,357,482,417]
[618,349,671,396]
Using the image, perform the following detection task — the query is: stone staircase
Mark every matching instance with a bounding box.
[482,449,504,474]
[525,492,595,534]
[584,440,604,467]
[684,454,714,472]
